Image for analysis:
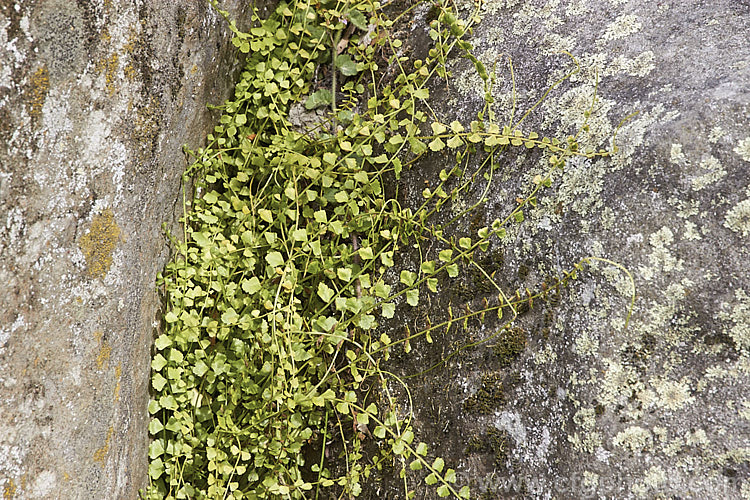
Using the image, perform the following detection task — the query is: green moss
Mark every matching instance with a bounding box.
[463,372,505,414]
[491,327,527,367]
[517,263,529,279]
[464,427,510,466]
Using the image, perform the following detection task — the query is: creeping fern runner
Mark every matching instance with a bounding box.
[145,0,624,498]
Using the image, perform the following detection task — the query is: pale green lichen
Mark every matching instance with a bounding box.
[669,196,701,218]
[539,32,575,55]
[568,431,602,453]
[691,155,727,191]
[724,198,750,237]
[532,343,557,364]
[573,407,596,427]
[682,220,702,241]
[708,126,725,144]
[511,3,537,36]
[643,465,666,489]
[569,407,602,454]
[565,0,590,17]
[604,51,655,78]
[685,428,710,448]
[739,400,750,421]
[569,52,608,84]
[714,447,750,468]
[599,206,616,229]
[639,227,683,279]
[601,14,642,42]
[662,438,684,457]
[612,426,654,452]
[574,330,599,356]
[598,359,638,406]
[438,0,747,493]
[635,387,656,411]
[652,377,694,411]
[734,137,750,162]
[718,289,750,351]
[669,143,687,165]
[741,481,750,500]
[582,470,599,488]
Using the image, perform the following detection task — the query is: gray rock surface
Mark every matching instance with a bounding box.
[0,1,262,497]
[383,0,750,498]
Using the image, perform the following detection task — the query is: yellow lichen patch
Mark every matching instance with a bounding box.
[96,341,112,370]
[95,29,120,96]
[124,61,137,81]
[93,426,114,464]
[79,209,121,278]
[123,27,144,81]
[96,53,120,95]
[26,65,50,118]
[114,363,122,402]
[3,479,16,499]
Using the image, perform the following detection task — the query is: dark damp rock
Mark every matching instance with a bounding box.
[366,1,750,499]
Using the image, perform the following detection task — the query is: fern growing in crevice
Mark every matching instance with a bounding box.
[144,0,632,498]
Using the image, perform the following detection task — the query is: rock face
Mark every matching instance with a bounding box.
[3,0,749,498]
[0,1,261,497]
[385,0,750,498]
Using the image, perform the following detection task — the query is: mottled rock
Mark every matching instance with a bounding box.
[0,1,264,497]
[383,0,750,498]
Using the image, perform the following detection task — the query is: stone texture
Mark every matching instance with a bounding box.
[0,1,264,497]
[379,0,750,498]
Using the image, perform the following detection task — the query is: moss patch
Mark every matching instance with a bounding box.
[465,427,511,466]
[491,326,528,367]
[463,372,505,414]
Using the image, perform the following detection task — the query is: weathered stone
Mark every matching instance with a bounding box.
[0,1,266,497]
[376,0,750,498]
